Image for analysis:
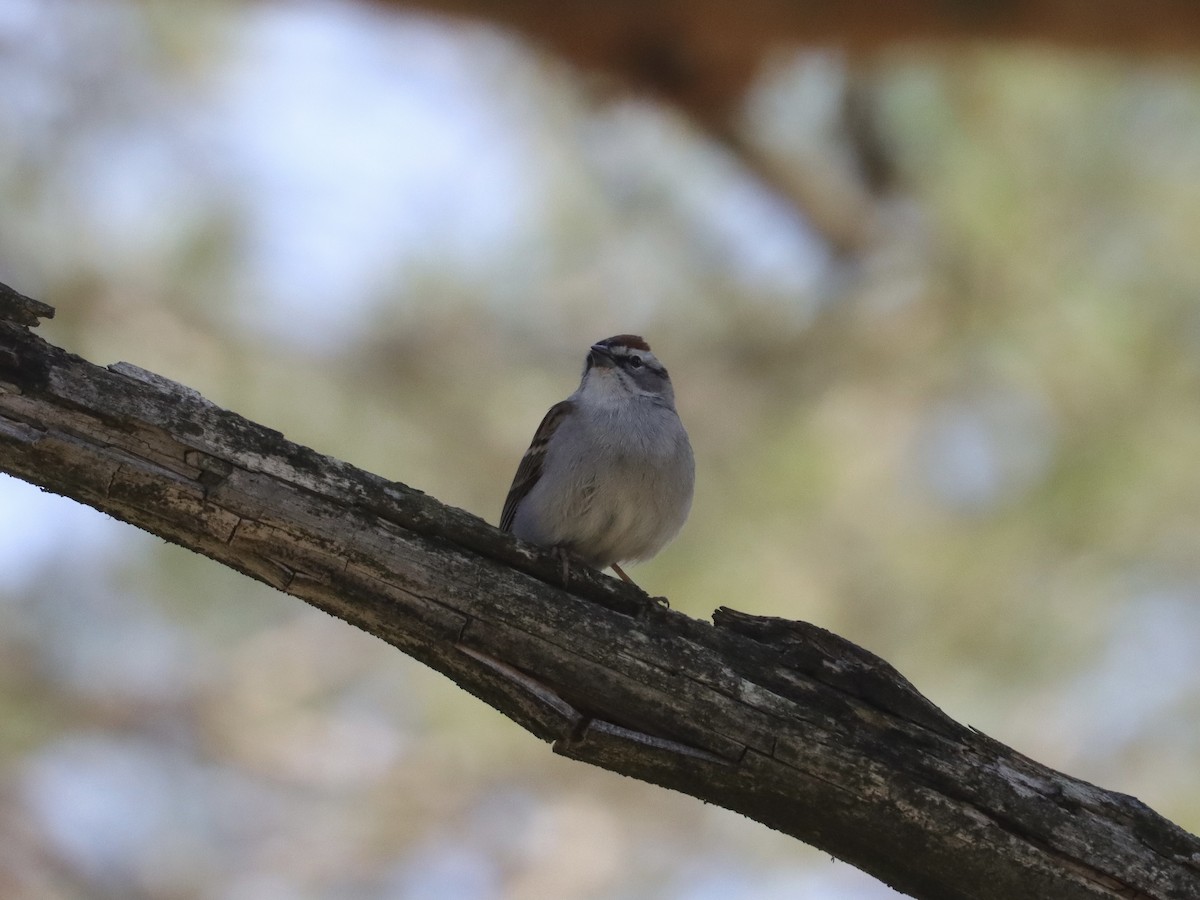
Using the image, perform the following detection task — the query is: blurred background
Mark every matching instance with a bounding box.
[2,0,1200,897]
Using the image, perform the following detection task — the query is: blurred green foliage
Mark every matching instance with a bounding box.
[2,2,1200,897]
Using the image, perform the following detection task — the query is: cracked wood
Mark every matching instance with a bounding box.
[1,284,1198,900]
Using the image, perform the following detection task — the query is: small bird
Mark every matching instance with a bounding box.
[500,335,694,585]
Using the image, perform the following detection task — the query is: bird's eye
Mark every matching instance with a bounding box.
[627,357,643,369]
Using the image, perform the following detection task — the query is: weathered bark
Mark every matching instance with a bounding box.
[1,281,1198,900]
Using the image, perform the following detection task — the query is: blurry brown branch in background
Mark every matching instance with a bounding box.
[723,69,898,258]
[3,283,1199,899]
[396,0,1200,113]
[374,1,909,259]
[388,0,1200,257]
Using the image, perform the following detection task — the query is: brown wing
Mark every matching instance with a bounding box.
[499,400,574,532]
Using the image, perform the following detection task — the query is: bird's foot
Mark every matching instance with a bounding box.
[610,563,670,608]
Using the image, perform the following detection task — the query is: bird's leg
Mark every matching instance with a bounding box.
[610,563,636,585]
[612,563,670,609]
[551,546,609,588]
[552,546,585,586]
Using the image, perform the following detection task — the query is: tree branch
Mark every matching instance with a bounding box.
[394,0,1200,124]
[389,1,1200,259]
[1,284,1197,900]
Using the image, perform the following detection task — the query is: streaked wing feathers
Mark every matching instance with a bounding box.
[499,400,574,532]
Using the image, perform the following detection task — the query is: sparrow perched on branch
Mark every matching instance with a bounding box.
[500,335,694,585]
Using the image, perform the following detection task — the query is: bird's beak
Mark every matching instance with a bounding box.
[588,344,616,369]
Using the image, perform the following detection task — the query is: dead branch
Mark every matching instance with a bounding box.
[1,284,1197,900]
